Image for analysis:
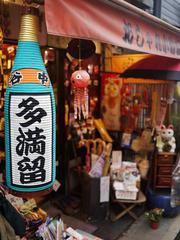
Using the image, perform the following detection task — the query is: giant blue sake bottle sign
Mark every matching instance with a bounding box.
[4,9,56,192]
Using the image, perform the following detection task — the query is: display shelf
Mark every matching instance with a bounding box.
[153,151,177,189]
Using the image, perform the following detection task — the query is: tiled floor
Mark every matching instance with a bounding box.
[117,214,180,240]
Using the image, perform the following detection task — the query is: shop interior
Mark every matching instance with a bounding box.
[0,2,180,240]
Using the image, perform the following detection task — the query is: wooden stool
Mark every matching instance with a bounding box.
[111,191,146,222]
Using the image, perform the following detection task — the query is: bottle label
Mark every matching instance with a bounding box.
[7,92,54,189]
[9,69,50,87]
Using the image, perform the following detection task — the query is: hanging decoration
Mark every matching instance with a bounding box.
[71,69,90,120]
[67,39,96,60]
[68,39,95,120]
[4,7,56,193]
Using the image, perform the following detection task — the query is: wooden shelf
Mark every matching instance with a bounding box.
[157,164,175,167]
[157,152,176,155]
[155,185,172,188]
[153,151,177,189]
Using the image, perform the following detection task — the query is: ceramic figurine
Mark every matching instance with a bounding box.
[156,125,176,153]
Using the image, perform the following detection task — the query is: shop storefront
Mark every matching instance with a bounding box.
[0,0,180,239]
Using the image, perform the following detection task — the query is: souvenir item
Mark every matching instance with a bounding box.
[71,69,90,120]
[156,124,176,153]
[121,85,132,116]
[4,8,56,192]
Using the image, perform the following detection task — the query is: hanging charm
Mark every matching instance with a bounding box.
[71,70,90,120]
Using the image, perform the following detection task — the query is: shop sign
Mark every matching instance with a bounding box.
[121,19,180,58]
[45,0,180,59]
[9,93,53,188]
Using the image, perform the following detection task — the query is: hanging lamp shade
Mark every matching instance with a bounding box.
[67,39,96,59]
[4,7,56,193]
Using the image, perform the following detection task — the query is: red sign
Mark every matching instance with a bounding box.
[45,0,180,59]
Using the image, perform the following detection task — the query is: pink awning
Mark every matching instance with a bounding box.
[45,0,180,59]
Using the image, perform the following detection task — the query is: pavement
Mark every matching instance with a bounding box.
[117,214,180,240]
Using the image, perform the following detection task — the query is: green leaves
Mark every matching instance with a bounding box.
[145,208,164,222]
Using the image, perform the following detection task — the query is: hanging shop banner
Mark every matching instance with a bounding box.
[45,0,180,59]
[101,72,122,131]
[8,93,53,188]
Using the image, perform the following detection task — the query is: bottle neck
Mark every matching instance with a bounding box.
[19,14,38,42]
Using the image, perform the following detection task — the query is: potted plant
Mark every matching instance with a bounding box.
[145,208,164,229]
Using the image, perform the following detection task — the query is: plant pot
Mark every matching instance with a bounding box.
[150,221,159,229]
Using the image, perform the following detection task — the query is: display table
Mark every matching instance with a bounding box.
[111,191,146,222]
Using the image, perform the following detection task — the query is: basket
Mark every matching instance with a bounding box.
[115,190,138,200]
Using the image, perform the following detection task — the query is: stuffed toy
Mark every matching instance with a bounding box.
[156,124,176,153]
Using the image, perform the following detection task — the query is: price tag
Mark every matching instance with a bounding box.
[53,179,61,192]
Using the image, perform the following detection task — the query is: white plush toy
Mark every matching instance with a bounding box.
[156,125,176,153]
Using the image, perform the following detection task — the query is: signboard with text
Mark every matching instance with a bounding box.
[9,93,53,188]
[45,0,180,59]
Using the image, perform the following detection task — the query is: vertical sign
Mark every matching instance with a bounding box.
[9,93,53,188]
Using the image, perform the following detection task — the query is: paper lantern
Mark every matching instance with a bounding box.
[4,8,56,193]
